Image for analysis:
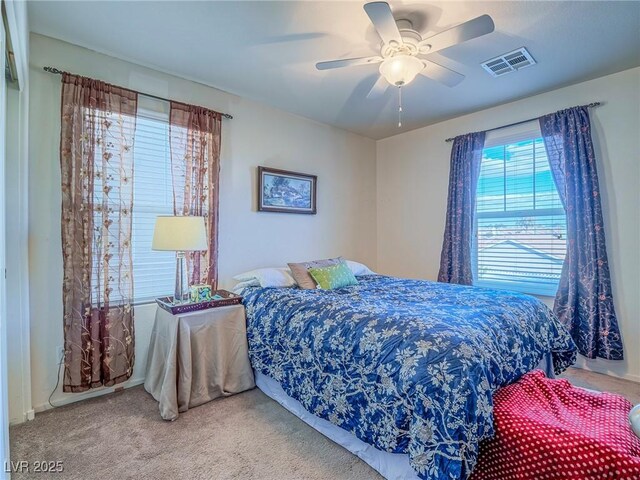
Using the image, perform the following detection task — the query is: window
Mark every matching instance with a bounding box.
[131,101,176,302]
[92,98,176,304]
[474,125,566,296]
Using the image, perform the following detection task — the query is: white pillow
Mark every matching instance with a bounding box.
[233,267,296,288]
[232,280,260,295]
[345,260,376,276]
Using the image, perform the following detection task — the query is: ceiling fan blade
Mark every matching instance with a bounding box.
[366,75,389,99]
[363,2,403,46]
[316,55,383,71]
[419,15,495,54]
[420,61,465,87]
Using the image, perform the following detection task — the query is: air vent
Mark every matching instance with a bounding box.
[481,47,536,77]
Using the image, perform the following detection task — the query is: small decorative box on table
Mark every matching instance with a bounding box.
[156,289,242,315]
[190,284,213,303]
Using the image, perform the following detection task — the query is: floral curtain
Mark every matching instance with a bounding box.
[169,102,222,288]
[539,106,623,360]
[438,132,486,285]
[60,73,137,392]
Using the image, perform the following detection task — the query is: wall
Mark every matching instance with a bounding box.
[377,67,640,382]
[20,33,640,422]
[27,34,377,414]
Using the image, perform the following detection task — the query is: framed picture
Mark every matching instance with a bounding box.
[258,166,317,214]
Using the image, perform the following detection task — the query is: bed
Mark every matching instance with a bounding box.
[242,274,576,479]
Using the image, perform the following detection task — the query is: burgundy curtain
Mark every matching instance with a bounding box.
[539,106,623,360]
[169,102,222,288]
[438,132,486,284]
[60,73,137,392]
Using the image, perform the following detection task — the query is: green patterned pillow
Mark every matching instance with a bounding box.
[308,262,358,290]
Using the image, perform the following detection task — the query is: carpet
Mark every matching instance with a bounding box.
[10,368,638,479]
[10,387,381,480]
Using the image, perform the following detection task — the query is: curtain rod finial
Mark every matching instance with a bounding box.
[43,66,65,75]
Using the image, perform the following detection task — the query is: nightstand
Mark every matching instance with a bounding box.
[144,304,255,420]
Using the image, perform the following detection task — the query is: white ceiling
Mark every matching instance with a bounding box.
[28,1,640,139]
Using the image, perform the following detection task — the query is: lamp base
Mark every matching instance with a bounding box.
[174,251,188,304]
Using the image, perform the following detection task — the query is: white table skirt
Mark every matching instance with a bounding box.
[144,305,255,420]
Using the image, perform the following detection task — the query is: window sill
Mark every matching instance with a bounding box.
[133,299,159,307]
[474,281,558,298]
[133,294,178,307]
[100,296,177,308]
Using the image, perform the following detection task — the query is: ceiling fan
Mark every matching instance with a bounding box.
[316,2,495,124]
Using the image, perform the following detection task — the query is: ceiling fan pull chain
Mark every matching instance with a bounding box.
[398,85,403,128]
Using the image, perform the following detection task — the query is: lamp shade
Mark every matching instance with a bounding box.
[152,216,208,251]
[379,55,424,86]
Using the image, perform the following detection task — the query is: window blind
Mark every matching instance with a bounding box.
[475,131,566,296]
[92,102,176,305]
[130,108,175,303]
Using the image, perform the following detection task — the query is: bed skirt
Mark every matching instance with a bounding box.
[255,371,419,479]
[255,353,555,480]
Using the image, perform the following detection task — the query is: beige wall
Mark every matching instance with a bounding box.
[26,34,377,413]
[377,67,640,382]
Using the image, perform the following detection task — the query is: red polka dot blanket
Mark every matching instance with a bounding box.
[470,370,640,480]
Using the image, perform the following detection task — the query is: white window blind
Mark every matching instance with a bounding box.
[131,103,175,303]
[475,126,567,296]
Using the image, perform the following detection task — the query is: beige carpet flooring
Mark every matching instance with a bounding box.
[558,367,640,404]
[10,368,639,480]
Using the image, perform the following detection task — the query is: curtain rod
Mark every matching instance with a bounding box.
[43,66,233,120]
[444,102,601,142]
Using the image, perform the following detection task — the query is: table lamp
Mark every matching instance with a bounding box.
[152,216,208,303]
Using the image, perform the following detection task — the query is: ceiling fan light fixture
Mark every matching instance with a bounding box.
[379,55,424,86]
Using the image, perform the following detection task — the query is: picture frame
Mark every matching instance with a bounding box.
[258,166,317,214]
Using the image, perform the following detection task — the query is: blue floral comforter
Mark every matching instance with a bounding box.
[243,275,576,479]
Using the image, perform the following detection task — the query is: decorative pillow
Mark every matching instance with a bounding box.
[233,267,296,288]
[345,259,376,276]
[288,257,343,289]
[308,262,358,290]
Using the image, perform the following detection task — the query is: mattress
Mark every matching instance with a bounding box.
[243,275,576,479]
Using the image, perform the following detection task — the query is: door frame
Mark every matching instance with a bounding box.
[0,10,10,479]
